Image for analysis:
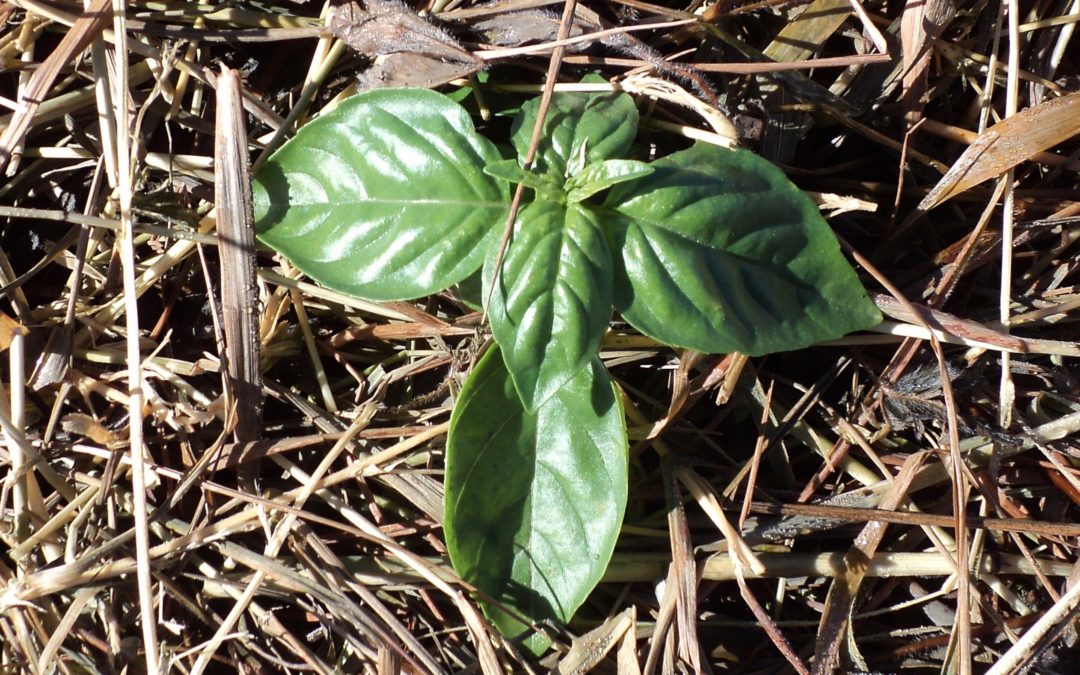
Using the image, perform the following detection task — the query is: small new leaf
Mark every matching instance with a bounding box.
[566,159,654,203]
[512,90,639,179]
[484,159,564,202]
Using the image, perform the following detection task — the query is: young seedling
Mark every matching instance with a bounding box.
[252,86,881,652]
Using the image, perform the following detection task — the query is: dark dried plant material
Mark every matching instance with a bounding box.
[702,0,810,21]
[880,357,1037,458]
[881,358,967,435]
[899,0,956,128]
[0,0,113,173]
[755,0,854,162]
[742,487,883,544]
[470,7,579,46]
[27,316,74,389]
[329,0,483,90]
[468,5,718,103]
[5,0,1080,670]
[215,67,263,463]
[662,459,701,670]
[329,0,717,101]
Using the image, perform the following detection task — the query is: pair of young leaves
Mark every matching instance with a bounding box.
[251,87,880,649]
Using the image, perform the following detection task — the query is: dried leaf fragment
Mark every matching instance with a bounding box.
[900,0,955,127]
[917,90,1080,213]
[329,0,483,90]
[0,310,23,351]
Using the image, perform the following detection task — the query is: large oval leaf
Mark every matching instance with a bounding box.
[602,143,881,354]
[484,201,613,411]
[445,346,627,651]
[253,89,509,301]
[512,90,639,179]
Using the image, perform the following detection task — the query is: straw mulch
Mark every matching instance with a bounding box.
[1,0,1079,672]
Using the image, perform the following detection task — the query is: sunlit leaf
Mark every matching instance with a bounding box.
[445,346,627,653]
[602,143,881,354]
[485,201,612,410]
[253,89,508,301]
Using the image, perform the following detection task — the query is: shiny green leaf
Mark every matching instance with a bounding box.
[484,159,563,201]
[512,90,638,179]
[253,89,508,301]
[484,201,612,411]
[602,143,881,354]
[445,346,627,652]
[566,159,654,203]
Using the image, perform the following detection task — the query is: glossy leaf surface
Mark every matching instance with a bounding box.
[485,201,612,411]
[253,89,508,300]
[483,158,563,201]
[512,90,639,179]
[603,143,881,354]
[445,346,627,651]
[566,159,654,203]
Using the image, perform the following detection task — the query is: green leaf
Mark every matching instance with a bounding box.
[445,346,627,652]
[566,159,654,203]
[253,89,509,301]
[512,90,639,179]
[454,267,484,312]
[484,201,612,411]
[602,143,881,354]
[484,159,563,201]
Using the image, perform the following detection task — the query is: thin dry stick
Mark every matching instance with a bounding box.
[302,1,338,94]
[678,467,764,574]
[642,564,678,673]
[844,242,971,675]
[928,180,1009,308]
[739,381,773,527]
[748,502,1080,538]
[484,0,580,315]
[107,0,159,671]
[891,118,926,222]
[7,324,29,547]
[214,67,263,445]
[187,412,371,675]
[974,5,1023,671]
[89,3,119,188]
[7,12,35,175]
[844,0,888,54]
[998,0,1022,432]
[986,572,1080,674]
[289,288,337,414]
[734,572,810,674]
